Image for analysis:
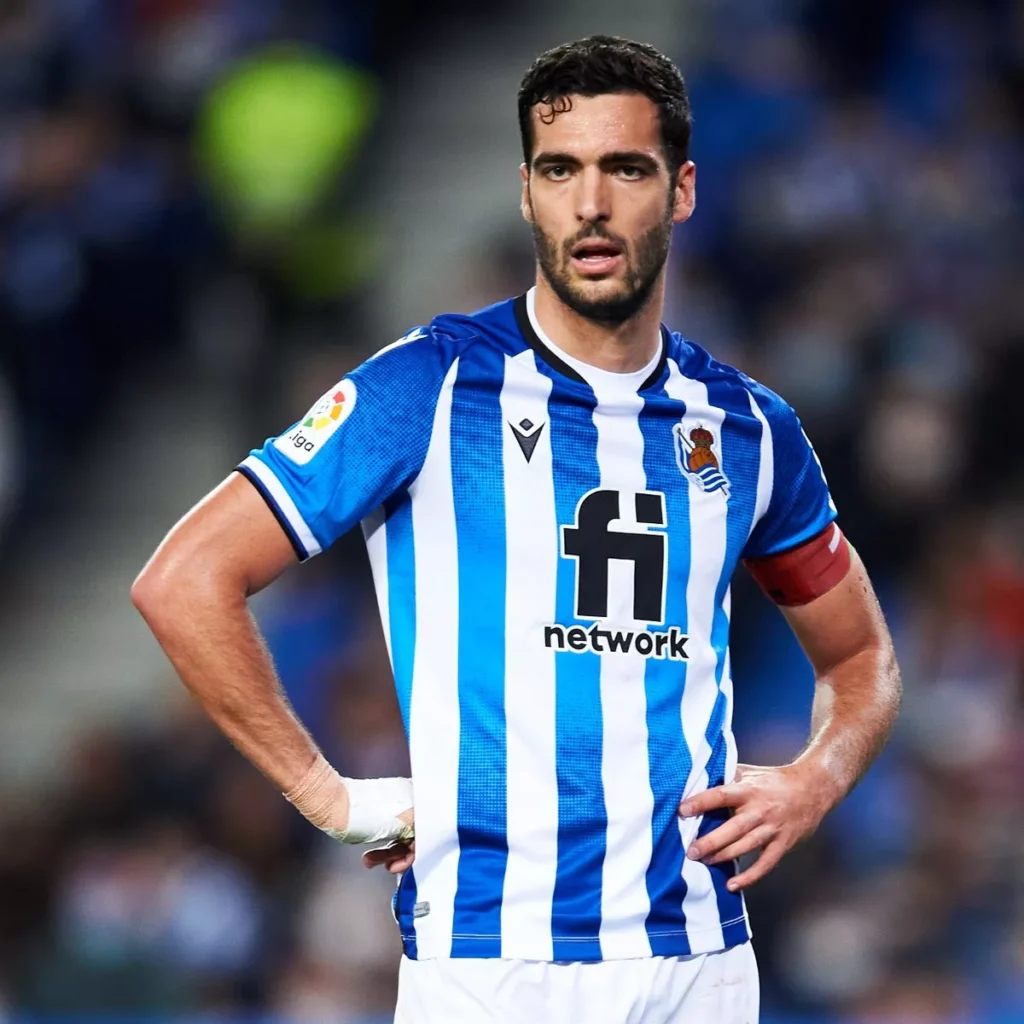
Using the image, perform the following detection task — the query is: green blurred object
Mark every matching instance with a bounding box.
[279,216,385,302]
[197,46,376,236]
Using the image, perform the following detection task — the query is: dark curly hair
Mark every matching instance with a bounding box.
[518,35,693,175]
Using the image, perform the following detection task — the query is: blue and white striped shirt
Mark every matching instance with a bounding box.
[239,288,837,963]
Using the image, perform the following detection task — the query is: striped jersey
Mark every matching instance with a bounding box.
[239,288,837,963]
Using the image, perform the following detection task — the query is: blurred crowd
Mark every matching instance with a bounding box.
[0,0,1022,1022]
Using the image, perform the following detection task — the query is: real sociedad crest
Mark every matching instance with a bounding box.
[673,422,731,499]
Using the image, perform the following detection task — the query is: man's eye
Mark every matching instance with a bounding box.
[617,165,645,180]
[545,166,570,180]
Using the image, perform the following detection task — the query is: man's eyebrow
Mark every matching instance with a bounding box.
[599,151,661,173]
[531,151,582,170]
[531,151,662,173]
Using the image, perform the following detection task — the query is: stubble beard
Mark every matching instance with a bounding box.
[530,198,674,325]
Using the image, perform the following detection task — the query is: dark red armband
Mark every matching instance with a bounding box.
[742,523,850,607]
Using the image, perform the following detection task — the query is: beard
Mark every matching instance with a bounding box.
[531,201,674,325]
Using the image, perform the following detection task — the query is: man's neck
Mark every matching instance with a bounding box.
[532,273,665,374]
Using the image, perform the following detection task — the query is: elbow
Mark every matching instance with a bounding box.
[131,557,181,628]
[132,549,243,629]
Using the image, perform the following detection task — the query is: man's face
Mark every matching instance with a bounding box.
[521,92,695,324]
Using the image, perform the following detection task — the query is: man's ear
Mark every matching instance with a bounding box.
[672,161,696,225]
[520,163,533,223]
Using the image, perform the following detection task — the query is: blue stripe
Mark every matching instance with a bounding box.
[395,868,419,959]
[548,376,604,961]
[450,345,508,957]
[639,384,693,956]
[384,494,416,733]
[383,492,419,956]
[702,373,763,943]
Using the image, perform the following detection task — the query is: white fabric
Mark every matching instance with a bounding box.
[526,287,662,388]
[393,941,759,1024]
[590,370,656,958]
[498,350,559,960]
[663,358,730,952]
[405,358,462,958]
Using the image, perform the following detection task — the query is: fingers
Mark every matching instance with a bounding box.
[725,839,786,892]
[362,841,414,871]
[702,824,776,866]
[386,850,416,874]
[686,813,761,862]
[678,783,745,818]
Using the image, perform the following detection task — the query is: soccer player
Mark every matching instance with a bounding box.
[133,36,900,1023]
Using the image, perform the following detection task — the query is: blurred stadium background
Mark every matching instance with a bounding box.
[0,0,1021,1021]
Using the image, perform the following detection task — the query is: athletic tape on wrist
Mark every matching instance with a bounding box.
[330,776,415,845]
[285,754,414,845]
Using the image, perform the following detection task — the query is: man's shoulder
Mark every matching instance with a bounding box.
[366,296,524,374]
[428,295,525,355]
[667,330,795,423]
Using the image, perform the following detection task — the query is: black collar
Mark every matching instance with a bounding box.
[513,293,669,391]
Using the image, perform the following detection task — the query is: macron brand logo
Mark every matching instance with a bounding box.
[274,378,357,465]
[509,417,545,463]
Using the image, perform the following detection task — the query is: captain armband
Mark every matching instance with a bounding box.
[743,523,851,607]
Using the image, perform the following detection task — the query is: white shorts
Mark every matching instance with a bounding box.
[394,941,759,1024]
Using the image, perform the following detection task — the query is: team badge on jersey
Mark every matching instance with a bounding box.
[673,422,731,499]
[274,378,357,464]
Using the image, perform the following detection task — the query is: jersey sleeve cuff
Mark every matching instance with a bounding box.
[744,508,838,560]
[235,454,322,561]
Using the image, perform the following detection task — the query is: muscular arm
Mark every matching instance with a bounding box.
[130,474,330,799]
[680,543,901,890]
[787,547,901,799]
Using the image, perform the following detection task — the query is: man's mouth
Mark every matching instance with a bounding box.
[570,238,624,276]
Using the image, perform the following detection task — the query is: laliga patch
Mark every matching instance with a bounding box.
[274,378,357,464]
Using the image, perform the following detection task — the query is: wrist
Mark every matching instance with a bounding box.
[788,752,847,812]
[284,753,351,834]
[283,754,413,845]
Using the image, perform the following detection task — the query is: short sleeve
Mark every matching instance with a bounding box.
[743,382,837,559]
[237,327,456,559]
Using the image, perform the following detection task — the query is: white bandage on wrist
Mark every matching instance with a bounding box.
[336,776,415,845]
[284,753,413,845]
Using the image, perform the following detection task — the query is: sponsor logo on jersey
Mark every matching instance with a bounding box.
[274,377,357,464]
[543,623,688,660]
[550,488,689,661]
[673,422,730,498]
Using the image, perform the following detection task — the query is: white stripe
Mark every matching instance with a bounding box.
[719,631,752,937]
[405,358,461,958]
[590,377,655,959]
[664,359,727,953]
[361,506,391,663]
[828,523,841,553]
[240,454,321,557]
[498,354,558,960]
[746,389,774,538]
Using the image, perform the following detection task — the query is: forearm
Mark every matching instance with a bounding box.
[134,574,327,798]
[134,574,414,843]
[796,641,901,802]
[132,475,413,847]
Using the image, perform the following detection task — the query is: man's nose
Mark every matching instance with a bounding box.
[575,166,611,224]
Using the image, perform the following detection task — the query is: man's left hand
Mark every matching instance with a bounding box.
[678,762,838,893]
